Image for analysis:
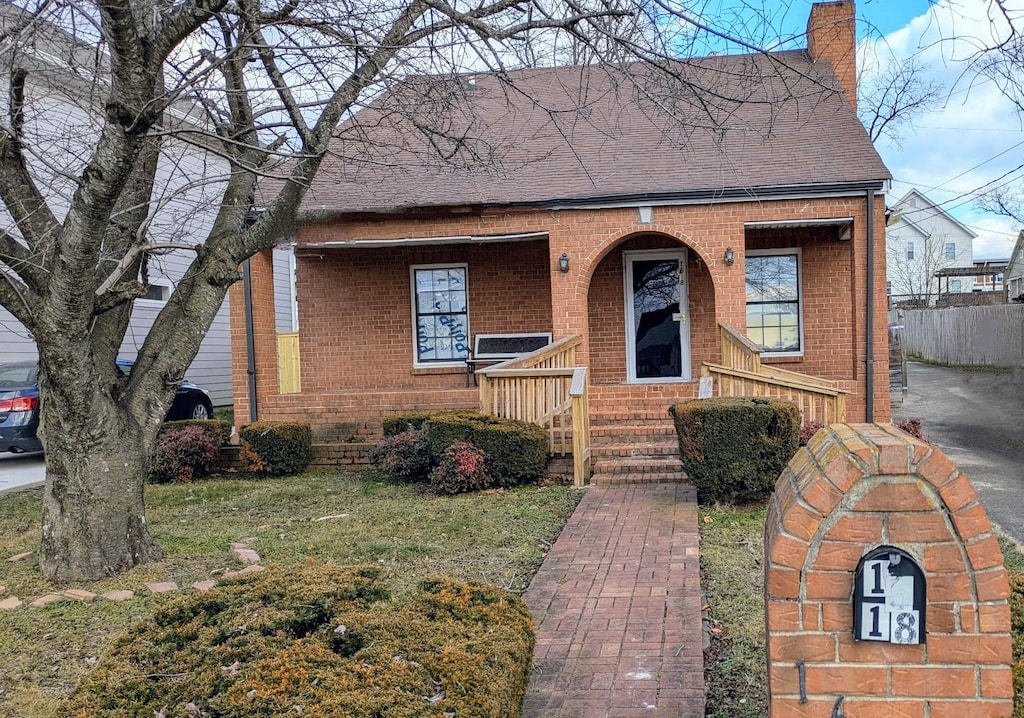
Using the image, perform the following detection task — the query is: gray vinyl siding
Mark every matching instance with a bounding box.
[0,307,38,363]
[274,247,296,333]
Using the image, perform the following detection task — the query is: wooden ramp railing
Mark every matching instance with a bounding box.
[477,335,591,486]
[701,325,847,425]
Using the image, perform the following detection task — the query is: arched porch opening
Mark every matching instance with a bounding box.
[586,233,718,386]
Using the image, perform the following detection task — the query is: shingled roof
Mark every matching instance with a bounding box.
[299,50,890,218]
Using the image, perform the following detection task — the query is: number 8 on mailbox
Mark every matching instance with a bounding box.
[853,546,926,644]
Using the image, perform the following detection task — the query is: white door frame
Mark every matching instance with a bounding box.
[623,249,692,383]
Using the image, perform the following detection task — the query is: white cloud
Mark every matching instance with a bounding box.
[861,0,1024,259]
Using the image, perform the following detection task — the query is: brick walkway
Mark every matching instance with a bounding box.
[522,483,705,717]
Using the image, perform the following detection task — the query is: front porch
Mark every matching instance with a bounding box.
[476,326,847,486]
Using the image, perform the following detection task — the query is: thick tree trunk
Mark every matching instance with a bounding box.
[37,371,164,584]
[40,438,163,584]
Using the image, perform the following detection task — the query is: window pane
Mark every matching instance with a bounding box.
[413,267,469,363]
[745,253,801,353]
[746,255,798,302]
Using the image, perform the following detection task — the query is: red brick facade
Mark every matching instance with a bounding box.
[765,424,1013,717]
[230,194,891,436]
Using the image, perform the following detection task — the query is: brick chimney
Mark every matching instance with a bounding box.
[806,1,857,112]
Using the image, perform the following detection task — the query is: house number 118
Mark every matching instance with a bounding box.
[853,547,926,645]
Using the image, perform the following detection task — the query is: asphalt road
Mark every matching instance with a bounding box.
[895,361,1024,543]
[0,451,44,495]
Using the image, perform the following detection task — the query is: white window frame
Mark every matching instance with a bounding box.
[907,242,915,261]
[745,247,804,358]
[950,279,962,292]
[945,242,956,260]
[409,263,470,368]
[137,282,171,304]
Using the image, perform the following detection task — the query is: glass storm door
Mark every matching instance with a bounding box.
[625,250,691,382]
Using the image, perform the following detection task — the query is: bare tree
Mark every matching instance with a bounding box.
[977,184,1024,225]
[0,0,836,582]
[859,55,943,147]
[964,1,1024,227]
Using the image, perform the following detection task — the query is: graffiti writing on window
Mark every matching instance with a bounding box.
[414,267,469,362]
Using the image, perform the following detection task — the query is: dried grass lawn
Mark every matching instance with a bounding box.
[0,471,583,717]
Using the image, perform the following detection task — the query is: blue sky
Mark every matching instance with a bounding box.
[710,0,1022,258]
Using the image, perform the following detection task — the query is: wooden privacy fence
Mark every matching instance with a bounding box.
[897,304,1024,367]
[477,335,591,486]
[277,332,301,394]
[700,325,847,425]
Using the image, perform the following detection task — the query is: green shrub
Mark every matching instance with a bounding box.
[160,418,233,446]
[368,429,433,483]
[382,412,435,438]
[239,421,313,475]
[1011,571,1024,717]
[430,440,489,494]
[63,564,535,718]
[668,397,800,504]
[423,411,547,487]
[150,425,221,484]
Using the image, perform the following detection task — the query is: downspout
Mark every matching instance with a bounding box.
[242,257,259,422]
[865,189,875,422]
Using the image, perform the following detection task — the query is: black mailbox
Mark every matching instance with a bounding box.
[853,546,926,644]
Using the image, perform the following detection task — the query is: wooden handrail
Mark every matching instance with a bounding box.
[477,335,591,486]
[701,363,847,424]
[706,324,848,424]
[481,334,582,372]
[701,363,846,397]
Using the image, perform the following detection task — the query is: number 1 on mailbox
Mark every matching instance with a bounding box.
[854,546,926,644]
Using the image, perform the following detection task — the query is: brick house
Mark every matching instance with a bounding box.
[231,0,893,482]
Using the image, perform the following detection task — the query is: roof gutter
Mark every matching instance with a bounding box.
[296,180,891,225]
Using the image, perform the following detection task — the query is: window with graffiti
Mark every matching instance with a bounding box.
[412,265,470,363]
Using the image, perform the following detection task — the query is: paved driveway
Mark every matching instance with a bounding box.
[0,452,45,494]
[895,361,1024,543]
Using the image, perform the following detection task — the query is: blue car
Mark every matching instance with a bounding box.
[0,361,42,453]
[0,360,214,454]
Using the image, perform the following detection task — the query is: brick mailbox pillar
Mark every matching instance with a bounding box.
[764,423,1013,717]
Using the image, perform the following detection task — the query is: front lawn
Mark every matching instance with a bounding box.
[0,471,583,717]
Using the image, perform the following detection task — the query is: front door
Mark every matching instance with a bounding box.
[624,250,691,382]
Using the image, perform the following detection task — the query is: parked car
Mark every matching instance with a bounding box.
[0,361,42,453]
[0,360,214,454]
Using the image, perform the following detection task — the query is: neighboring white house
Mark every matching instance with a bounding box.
[0,4,295,406]
[886,188,976,305]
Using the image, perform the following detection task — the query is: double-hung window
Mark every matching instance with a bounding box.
[945,242,956,260]
[411,264,470,365]
[745,249,803,356]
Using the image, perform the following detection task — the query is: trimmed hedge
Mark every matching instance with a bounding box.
[239,421,313,476]
[378,411,548,488]
[668,397,800,504]
[382,412,435,438]
[160,418,233,446]
[423,412,547,488]
[64,564,535,718]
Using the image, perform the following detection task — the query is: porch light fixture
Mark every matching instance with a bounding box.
[558,253,570,273]
[723,247,735,266]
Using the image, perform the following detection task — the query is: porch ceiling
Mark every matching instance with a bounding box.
[744,217,853,240]
[299,230,548,250]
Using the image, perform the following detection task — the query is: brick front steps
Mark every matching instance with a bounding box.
[589,396,685,485]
